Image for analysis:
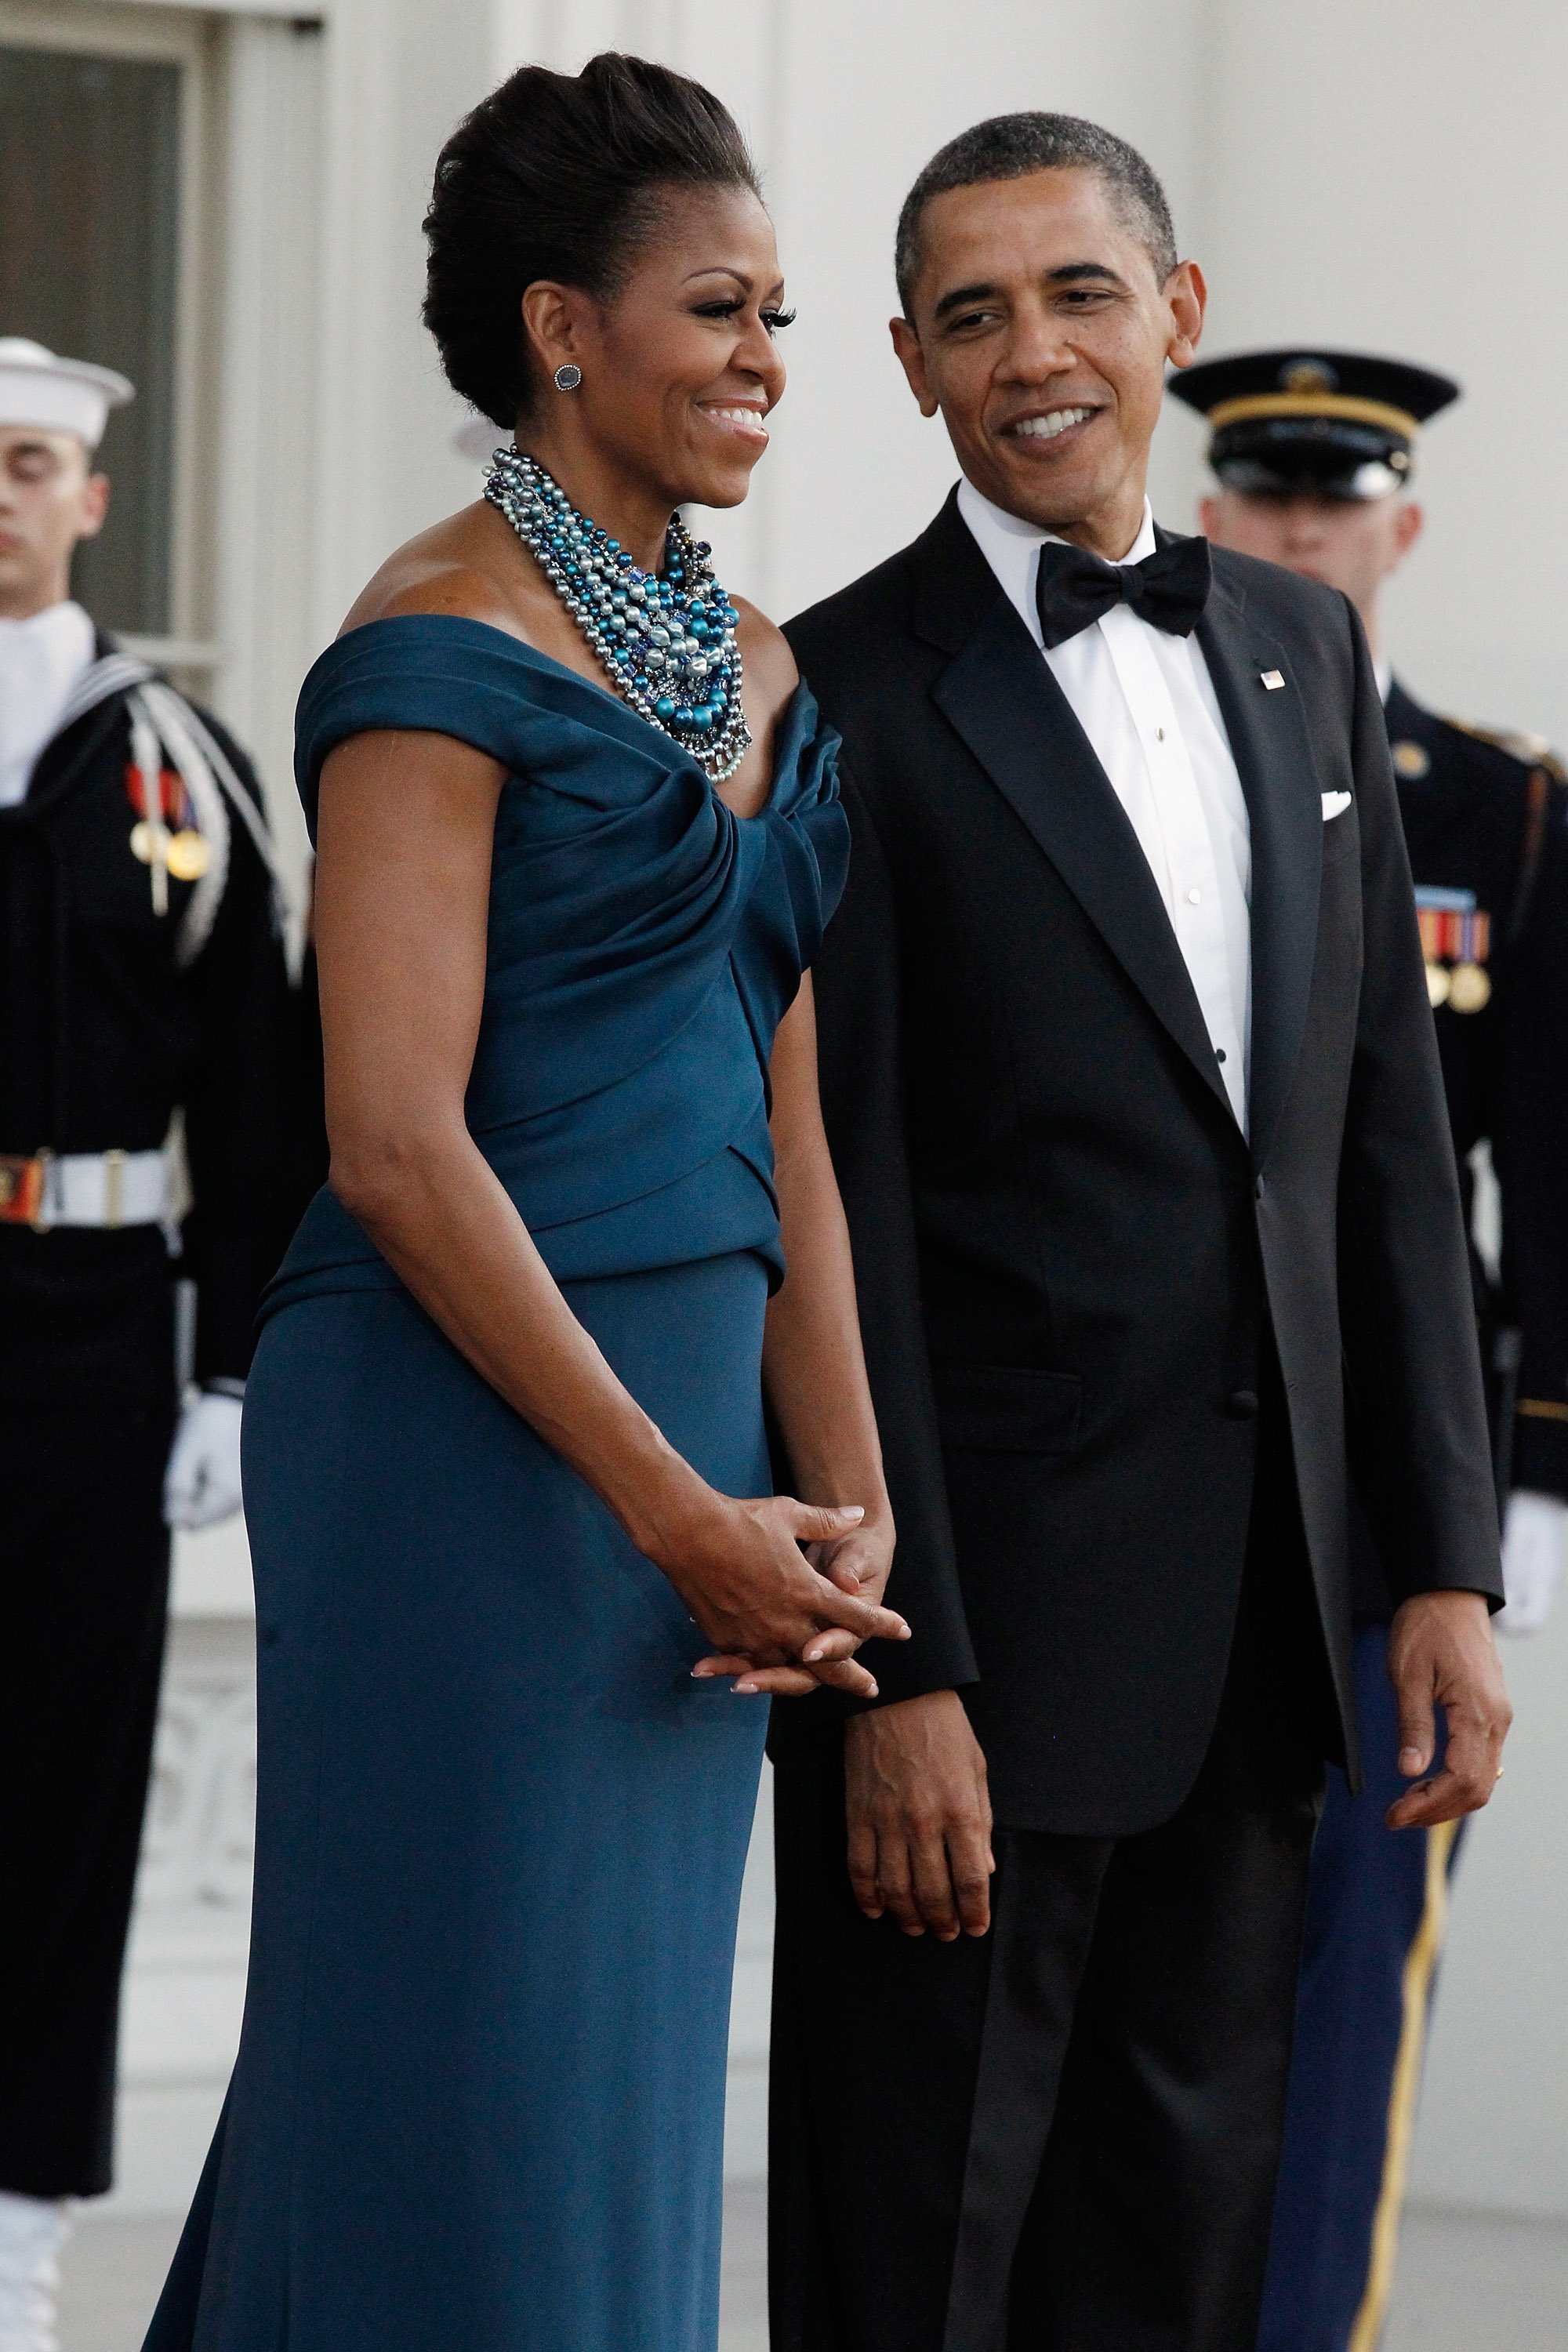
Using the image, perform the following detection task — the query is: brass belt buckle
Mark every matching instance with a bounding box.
[103,1147,126,1229]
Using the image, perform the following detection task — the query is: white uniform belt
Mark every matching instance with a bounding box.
[0,1149,170,1230]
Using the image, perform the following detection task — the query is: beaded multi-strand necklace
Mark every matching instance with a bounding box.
[485,448,750,785]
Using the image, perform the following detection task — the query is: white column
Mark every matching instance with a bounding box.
[307,0,498,644]
[212,13,327,895]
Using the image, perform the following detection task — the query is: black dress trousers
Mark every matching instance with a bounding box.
[769,1444,1329,2352]
[0,1234,176,2197]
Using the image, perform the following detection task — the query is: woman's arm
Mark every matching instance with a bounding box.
[314,727,907,1690]
[700,978,895,1698]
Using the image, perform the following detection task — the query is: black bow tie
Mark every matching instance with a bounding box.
[1033,531,1212,650]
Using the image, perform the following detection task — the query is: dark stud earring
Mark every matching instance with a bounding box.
[554,364,582,392]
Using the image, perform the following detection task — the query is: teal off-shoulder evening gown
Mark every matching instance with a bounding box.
[142,619,848,2352]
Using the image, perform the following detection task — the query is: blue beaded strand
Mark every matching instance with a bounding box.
[483,448,750,783]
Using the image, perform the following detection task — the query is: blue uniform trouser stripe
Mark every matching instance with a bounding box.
[1256,1624,1466,2352]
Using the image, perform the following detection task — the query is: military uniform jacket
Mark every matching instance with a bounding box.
[0,641,302,1403]
[1385,681,1568,1504]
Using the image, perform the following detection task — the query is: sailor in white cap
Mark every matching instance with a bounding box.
[0,339,128,811]
[0,335,132,437]
[0,344,318,2352]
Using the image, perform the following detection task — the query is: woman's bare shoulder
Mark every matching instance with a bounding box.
[338,504,535,641]
[733,597,800,736]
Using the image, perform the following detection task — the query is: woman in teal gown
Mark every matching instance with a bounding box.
[143,53,900,2352]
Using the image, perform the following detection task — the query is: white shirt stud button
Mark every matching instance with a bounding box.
[1187,886,1202,905]
[1156,726,1166,741]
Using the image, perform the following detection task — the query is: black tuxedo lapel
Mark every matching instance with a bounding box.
[915,496,1232,1123]
[1196,561,1325,1167]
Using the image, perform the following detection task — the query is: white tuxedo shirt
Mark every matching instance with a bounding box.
[957,481,1253,1133]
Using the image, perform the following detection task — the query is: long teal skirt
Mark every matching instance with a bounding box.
[143,1252,772,2350]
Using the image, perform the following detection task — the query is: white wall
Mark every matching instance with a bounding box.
[1183,0,1568,747]
[314,0,497,599]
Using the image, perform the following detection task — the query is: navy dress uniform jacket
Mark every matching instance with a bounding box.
[1385,681,1568,1504]
[0,648,313,2199]
[0,646,305,1402]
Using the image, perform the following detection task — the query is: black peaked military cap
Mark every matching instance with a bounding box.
[1167,347,1461,500]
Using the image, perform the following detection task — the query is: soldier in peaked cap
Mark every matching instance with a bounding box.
[1171,346,1457,506]
[0,339,313,2347]
[1173,346,1568,2351]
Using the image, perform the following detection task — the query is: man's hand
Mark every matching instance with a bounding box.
[844,1690,993,1940]
[1385,1589,1512,1830]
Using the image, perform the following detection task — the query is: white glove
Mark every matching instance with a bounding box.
[0,2190,71,2352]
[1497,1489,1568,1635]
[163,1390,245,1530]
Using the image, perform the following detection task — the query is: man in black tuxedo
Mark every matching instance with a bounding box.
[767,114,1511,2352]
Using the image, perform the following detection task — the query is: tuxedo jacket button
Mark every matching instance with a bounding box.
[1225,1389,1259,1418]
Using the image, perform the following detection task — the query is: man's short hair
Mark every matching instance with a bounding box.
[895,112,1177,318]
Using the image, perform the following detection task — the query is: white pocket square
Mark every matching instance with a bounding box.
[1321,791,1352,822]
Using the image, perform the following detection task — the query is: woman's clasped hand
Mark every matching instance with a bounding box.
[658,1490,906,1699]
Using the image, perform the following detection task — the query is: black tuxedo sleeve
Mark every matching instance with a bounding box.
[811,767,982,1701]
[1337,610,1504,1606]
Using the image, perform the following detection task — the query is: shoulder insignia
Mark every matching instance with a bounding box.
[1442,715,1567,782]
[1391,739,1431,779]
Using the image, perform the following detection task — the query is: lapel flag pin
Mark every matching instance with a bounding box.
[1261,670,1285,691]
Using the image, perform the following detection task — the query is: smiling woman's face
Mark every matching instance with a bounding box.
[521,183,791,517]
[893,167,1204,558]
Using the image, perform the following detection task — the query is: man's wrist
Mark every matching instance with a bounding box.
[858,1686,962,1730]
[779,1450,892,1527]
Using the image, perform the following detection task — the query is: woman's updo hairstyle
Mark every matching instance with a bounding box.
[423,52,762,428]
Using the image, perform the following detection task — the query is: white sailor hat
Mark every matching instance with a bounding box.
[0,338,135,451]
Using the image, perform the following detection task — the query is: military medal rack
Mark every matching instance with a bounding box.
[1414,884,1491,1012]
[125,744,212,915]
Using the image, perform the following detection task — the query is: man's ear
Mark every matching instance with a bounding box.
[78,471,110,543]
[1393,499,1425,562]
[1164,260,1207,370]
[1198,493,1222,543]
[889,316,940,419]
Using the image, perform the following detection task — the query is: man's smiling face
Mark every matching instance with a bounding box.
[891,165,1205,560]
